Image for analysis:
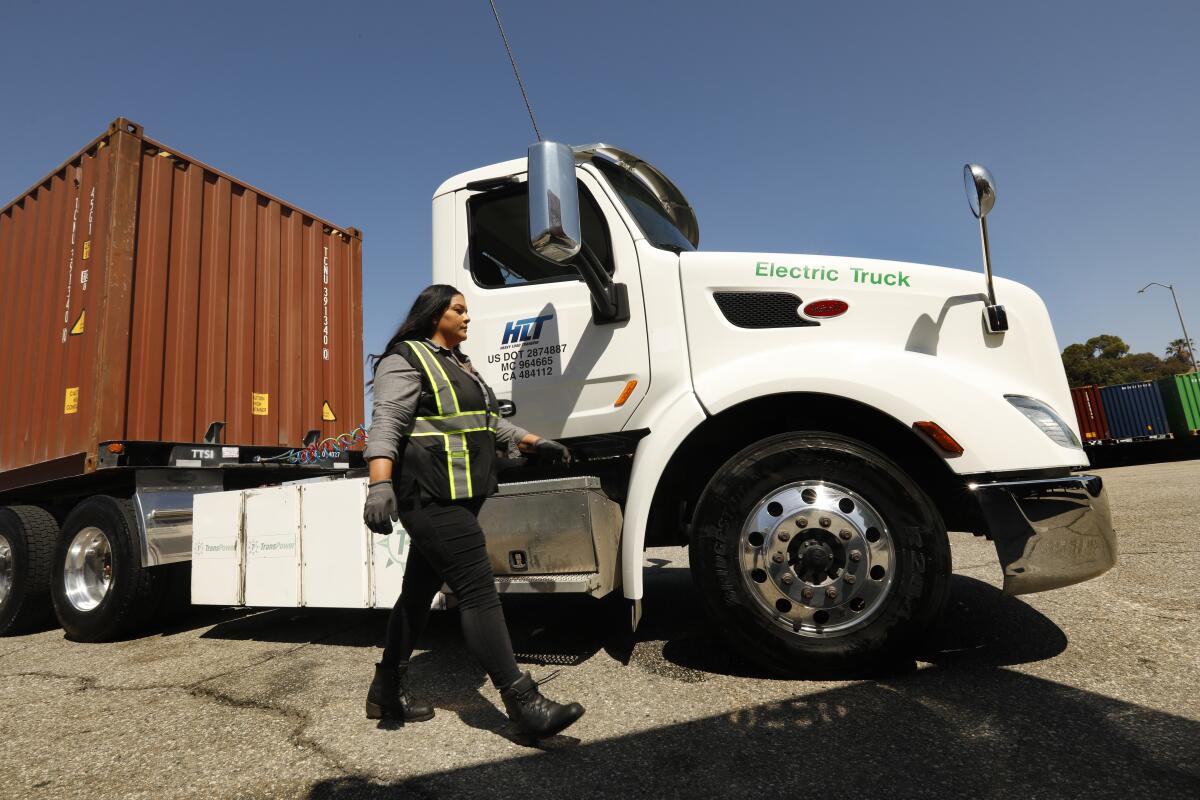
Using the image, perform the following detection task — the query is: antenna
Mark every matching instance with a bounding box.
[487,0,542,142]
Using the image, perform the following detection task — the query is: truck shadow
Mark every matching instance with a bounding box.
[308,662,1200,799]
[192,570,1067,676]
[303,555,1193,800]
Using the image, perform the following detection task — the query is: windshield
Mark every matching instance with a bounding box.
[591,158,697,253]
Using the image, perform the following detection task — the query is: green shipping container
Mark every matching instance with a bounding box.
[1156,372,1200,437]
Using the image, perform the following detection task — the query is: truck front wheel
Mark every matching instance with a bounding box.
[689,432,950,676]
[51,496,166,642]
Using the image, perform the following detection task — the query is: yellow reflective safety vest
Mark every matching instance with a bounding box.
[389,340,500,502]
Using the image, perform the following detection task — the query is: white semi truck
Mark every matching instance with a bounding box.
[190,142,1115,675]
[1,135,1116,675]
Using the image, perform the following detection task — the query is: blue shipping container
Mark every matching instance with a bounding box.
[1099,381,1171,439]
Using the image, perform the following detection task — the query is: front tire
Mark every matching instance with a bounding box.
[51,496,166,642]
[689,432,950,677]
[0,506,59,636]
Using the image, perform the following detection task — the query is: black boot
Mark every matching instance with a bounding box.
[366,662,435,723]
[499,671,585,739]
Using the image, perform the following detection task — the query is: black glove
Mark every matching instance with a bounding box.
[534,438,573,467]
[364,481,398,534]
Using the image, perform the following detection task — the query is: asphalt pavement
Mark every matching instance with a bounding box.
[1,461,1197,799]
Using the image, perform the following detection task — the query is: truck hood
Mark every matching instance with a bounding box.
[677,251,1085,473]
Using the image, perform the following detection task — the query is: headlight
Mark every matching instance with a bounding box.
[1005,395,1081,448]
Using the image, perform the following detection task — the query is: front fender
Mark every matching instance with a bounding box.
[692,344,1088,475]
[621,391,707,601]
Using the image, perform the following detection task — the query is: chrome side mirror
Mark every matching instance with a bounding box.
[527,142,582,263]
[963,163,1008,333]
[963,164,996,219]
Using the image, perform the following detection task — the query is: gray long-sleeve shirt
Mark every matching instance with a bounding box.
[364,346,531,462]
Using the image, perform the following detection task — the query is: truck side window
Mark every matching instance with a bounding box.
[468,181,613,289]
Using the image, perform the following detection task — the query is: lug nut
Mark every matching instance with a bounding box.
[782,573,795,585]
[801,588,814,600]
[839,529,852,541]
[819,517,832,528]
[796,518,809,528]
[849,550,862,562]
[825,587,838,599]
[844,574,856,585]
[772,553,785,563]
[778,531,790,542]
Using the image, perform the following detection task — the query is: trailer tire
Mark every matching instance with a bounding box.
[0,506,59,636]
[51,496,166,642]
[689,432,950,677]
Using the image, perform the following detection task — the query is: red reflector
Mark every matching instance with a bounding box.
[803,299,849,318]
[913,421,964,456]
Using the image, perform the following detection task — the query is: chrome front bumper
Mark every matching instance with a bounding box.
[969,475,1117,595]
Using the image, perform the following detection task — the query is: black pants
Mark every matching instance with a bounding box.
[380,497,522,689]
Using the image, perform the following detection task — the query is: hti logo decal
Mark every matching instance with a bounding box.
[501,314,554,346]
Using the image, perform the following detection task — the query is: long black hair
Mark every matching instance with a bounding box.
[368,284,462,376]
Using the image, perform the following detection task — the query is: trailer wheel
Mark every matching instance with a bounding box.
[689,432,950,677]
[0,506,59,636]
[51,496,166,642]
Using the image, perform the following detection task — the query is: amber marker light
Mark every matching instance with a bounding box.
[912,421,964,456]
[106,443,125,454]
[614,380,639,407]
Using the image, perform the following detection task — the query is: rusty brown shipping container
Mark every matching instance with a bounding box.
[0,119,364,490]
[1070,385,1111,444]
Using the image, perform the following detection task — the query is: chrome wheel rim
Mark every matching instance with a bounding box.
[739,480,896,638]
[0,533,13,607]
[64,527,113,612]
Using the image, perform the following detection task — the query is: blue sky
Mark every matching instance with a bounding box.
[3,1,1197,379]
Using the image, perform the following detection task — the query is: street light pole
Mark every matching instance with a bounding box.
[1138,282,1199,373]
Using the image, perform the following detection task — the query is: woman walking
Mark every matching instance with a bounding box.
[362,284,583,740]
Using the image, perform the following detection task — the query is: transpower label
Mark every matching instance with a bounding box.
[247,535,297,559]
[754,261,911,288]
[193,539,238,559]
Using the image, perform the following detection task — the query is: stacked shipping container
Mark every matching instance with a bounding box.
[1157,372,1200,437]
[1071,373,1199,444]
[1100,381,1170,439]
[0,119,364,489]
[1070,386,1110,443]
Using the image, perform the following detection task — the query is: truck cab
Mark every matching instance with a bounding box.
[429,142,1116,674]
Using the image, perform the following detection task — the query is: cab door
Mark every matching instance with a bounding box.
[452,170,649,438]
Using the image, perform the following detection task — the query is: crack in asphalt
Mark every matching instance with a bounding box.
[187,681,358,778]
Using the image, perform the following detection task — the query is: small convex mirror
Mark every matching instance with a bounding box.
[963,163,996,219]
[528,141,582,263]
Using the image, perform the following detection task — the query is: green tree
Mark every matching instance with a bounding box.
[1060,334,1176,387]
[1164,338,1195,373]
